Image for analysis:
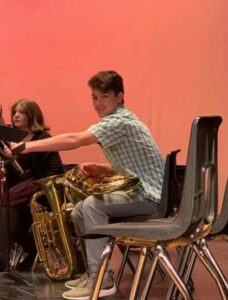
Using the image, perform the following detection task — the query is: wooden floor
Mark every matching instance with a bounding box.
[0,240,227,300]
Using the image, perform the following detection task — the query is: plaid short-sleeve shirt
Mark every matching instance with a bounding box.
[88,107,165,204]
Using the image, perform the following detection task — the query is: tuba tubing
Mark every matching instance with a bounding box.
[30,175,76,281]
[31,190,47,262]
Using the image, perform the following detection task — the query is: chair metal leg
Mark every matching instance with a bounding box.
[199,239,228,290]
[116,245,135,288]
[31,253,39,272]
[180,249,196,288]
[129,247,148,300]
[140,254,159,300]
[148,249,166,280]
[166,246,193,300]
[192,239,228,300]
[156,245,193,300]
[176,250,197,300]
[140,248,167,300]
[10,243,24,269]
[116,246,166,289]
[192,243,228,300]
[90,239,115,300]
[118,245,136,273]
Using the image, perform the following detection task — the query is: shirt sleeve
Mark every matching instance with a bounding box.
[31,131,64,178]
[87,115,126,149]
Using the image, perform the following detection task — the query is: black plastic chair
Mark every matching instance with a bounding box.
[114,149,182,287]
[82,116,223,300]
[210,178,228,237]
[166,178,228,300]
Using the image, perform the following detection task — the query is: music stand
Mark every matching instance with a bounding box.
[0,125,33,286]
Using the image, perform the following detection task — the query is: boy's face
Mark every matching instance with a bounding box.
[91,89,123,118]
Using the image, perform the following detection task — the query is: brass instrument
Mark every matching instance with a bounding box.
[64,164,140,204]
[30,165,139,281]
[30,175,78,281]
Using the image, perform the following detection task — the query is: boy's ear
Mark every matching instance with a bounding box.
[117,92,124,104]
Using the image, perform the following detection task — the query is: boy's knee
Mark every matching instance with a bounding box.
[83,195,96,210]
[83,195,103,213]
[70,201,82,220]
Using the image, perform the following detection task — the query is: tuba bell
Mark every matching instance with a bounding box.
[63,164,140,204]
[30,175,82,281]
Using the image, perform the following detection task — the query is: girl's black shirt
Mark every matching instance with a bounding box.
[7,131,64,188]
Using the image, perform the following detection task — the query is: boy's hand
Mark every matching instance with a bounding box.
[1,141,13,158]
[80,162,116,178]
[1,141,25,158]
[11,142,26,155]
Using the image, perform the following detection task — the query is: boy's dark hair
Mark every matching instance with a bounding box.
[88,70,124,95]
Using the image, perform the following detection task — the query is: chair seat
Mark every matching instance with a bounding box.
[83,216,189,241]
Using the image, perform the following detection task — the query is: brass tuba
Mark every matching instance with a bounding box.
[64,164,140,204]
[31,165,139,281]
[30,175,81,281]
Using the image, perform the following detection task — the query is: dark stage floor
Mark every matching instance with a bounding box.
[0,240,227,300]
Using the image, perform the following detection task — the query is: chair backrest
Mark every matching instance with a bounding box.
[176,116,222,234]
[158,149,182,218]
[175,165,186,211]
[210,178,228,235]
[109,149,182,223]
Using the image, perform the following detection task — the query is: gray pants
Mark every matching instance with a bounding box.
[71,191,159,273]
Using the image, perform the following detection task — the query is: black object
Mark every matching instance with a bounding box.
[0,125,28,142]
[0,125,32,286]
[168,179,228,300]
[11,143,26,156]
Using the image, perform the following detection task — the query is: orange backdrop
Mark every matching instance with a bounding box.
[1,0,227,206]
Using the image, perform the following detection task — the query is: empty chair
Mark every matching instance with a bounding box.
[82,116,223,300]
[167,178,228,300]
[210,178,228,238]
